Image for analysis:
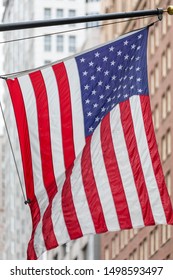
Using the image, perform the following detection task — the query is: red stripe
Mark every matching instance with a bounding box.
[81,136,108,233]
[7,79,39,260]
[52,63,82,237]
[52,62,75,169]
[140,95,173,224]
[120,100,155,226]
[29,71,58,250]
[62,165,83,239]
[100,112,132,229]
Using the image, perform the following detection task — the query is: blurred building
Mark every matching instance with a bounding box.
[100,0,173,260]
[2,0,87,260]
[0,134,5,259]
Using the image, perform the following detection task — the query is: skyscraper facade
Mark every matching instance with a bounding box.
[100,0,173,260]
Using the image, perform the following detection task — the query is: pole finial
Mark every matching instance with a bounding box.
[167,6,173,15]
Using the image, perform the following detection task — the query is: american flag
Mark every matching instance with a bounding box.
[6,27,173,260]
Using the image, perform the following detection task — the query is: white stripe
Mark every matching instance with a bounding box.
[41,67,70,244]
[110,105,144,228]
[130,96,167,224]
[64,59,85,157]
[51,175,70,245]
[41,67,65,178]
[70,154,96,234]
[18,75,48,258]
[90,123,120,231]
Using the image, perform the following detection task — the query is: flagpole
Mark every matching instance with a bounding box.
[0,7,172,32]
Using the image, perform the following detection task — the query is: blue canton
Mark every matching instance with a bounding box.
[75,28,149,137]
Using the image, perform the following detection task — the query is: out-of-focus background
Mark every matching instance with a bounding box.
[0,0,172,260]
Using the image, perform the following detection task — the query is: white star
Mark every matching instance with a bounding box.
[119,77,123,82]
[111,60,116,66]
[124,40,128,46]
[138,34,143,39]
[117,94,121,98]
[118,65,123,70]
[95,52,100,57]
[129,76,134,80]
[124,54,129,60]
[87,112,92,117]
[117,50,122,56]
[99,94,104,99]
[131,85,134,89]
[95,117,100,122]
[109,46,115,51]
[85,99,90,104]
[137,46,141,50]
[101,107,106,112]
[131,56,135,61]
[91,75,96,80]
[97,66,102,72]
[89,127,94,132]
[138,89,142,93]
[123,85,127,89]
[98,80,103,86]
[89,61,94,67]
[112,75,116,80]
[107,97,111,102]
[118,85,122,90]
[103,56,108,62]
[80,57,85,62]
[136,67,141,71]
[131,44,136,49]
[104,70,109,76]
[137,78,142,82]
[83,71,88,76]
[130,66,134,70]
[84,84,89,90]
[135,56,140,61]
[113,88,117,92]
[105,85,110,90]
[124,75,127,80]
[92,90,97,95]
[93,103,98,108]
[124,94,128,98]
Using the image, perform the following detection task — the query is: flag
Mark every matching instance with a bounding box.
[6,27,173,260]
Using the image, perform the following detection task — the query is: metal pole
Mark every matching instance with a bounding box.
[0,8,165,32]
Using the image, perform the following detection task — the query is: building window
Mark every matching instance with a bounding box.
[162,87,171,120]
[150,227,159,256]
[161,225,171,244]
[162,52,167,78]
[167,87,171,114]
[161,135,167,162]
[167,129,171,156]
[150,32,155,56]
[69,9,76,18]
[57,9,63,18]
[57,35,64,52]
[165,171,171,196]
[44,8,51,19]
[150,71,155,95]
[104,246,109,260]
[139,239,148,260]
[167,44,171,71]
[153,104,159,130]
[162,94,167,120]
[155,24,159,48]
[44,35,51,51]
[129,249,137,260]
[69,36,76,52]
